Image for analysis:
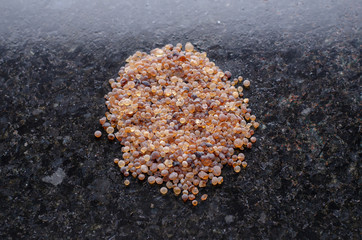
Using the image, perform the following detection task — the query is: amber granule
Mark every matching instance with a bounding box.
[94,130,102,138]
[96,42,258,205]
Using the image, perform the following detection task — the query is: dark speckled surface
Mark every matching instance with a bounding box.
[0,0,361,239]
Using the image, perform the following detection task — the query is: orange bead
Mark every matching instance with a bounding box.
[94,131,102,138]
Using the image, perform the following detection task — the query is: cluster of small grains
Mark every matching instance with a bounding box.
[95,43,258,205]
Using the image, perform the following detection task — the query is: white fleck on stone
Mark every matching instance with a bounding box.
[32,109,43,116]
[301,108,312,116]
[225,215,234,224]
[42,168,66,186]
[62,136,71,145]
[258,212,266,224]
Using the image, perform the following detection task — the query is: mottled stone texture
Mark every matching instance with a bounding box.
[0,0,360,239]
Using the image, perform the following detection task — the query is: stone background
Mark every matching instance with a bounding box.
[0,0,360,239]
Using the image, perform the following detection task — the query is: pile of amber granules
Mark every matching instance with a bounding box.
[95,43,258,206]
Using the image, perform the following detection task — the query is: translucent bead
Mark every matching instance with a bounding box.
[160,187,168,195]
[234,138,243,148]
[182,194,188,202]
[173,187,181,195]
[201,194,208,201]
[118,160,125,168]
[106,127,114,134]
[94,131,102,138]
[185,42,194,52]
[148,176,156,184]
[213,166,221,176]
[140,165,148,173]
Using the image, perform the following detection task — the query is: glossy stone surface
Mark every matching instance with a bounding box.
[0,0,360,239]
